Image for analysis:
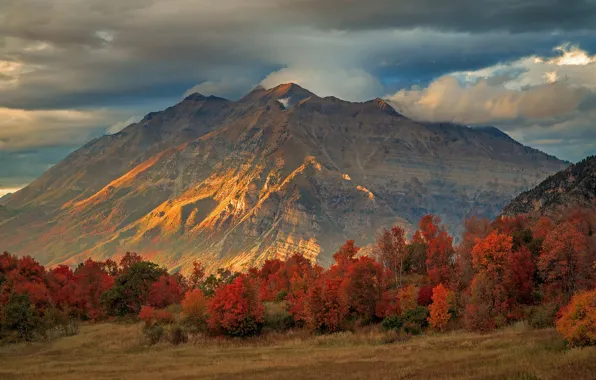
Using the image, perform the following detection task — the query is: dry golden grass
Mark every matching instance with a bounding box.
[0,323,595,380]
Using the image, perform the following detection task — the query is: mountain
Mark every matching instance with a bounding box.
[503,156,596,216]
[0,83,568,272]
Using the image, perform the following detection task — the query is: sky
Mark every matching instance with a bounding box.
[2,0,596,193]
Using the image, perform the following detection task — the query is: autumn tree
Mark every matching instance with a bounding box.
[257,259,285,301]
[46,265,81,314]
[340,256,387,323]
[556,289,596,347]
[454,217,491,290]
[147,275,184,309]
[464,272,497,332]
[304,276,347,333]
[2,256,49,309]
[119,251,143,272]
[188,261,205,290]
[181,289,208,330]
[416,215,454,286]
[503,246,535,305]
[470,231,512,319]
[428,284,451,331]
[208,275,264,337]
[538,221,590,302]
[74,259,114,320]
[374,226,407,287]
[332,240,359,270]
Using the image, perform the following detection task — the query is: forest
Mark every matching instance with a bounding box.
[1,206,595,348]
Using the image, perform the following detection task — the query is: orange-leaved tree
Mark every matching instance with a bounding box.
[428,283,451,331]
[181,289,209,330]
[556,289,596,347]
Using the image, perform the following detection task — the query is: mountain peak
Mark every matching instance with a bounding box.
[268,83,314,99]
[367,98,403,117]
[241,82,315,106]
[183,92,206,101]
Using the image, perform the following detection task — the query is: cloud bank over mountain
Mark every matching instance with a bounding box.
[1,0,596,188]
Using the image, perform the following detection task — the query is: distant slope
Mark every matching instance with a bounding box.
[0,83,568,271]
[503,156,596,216]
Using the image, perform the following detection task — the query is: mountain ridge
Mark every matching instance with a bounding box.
[0,83,569,272]
[503,156,596,216]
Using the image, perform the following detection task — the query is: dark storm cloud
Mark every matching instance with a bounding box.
[283,0,596,33]
[0,0,595,188]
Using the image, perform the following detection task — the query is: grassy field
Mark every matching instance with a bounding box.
[0,323,595,380]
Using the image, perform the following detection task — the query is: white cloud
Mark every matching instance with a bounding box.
[388,43,596,124]
[387,43,596,161]
[261,67,383,102]
[183,77,255,99]
[106,116,140,134]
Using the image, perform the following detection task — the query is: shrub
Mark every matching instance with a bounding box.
[154,309,174,324]
[42,306,80,339]
[526,305,557,329]
[398,285,419,312]
[143,324,165,345]
[168,325,188,345]
[2,293,39,341]
[275,290,288,302]
[381,315,403,331]
[403,321,423,335]
[138,305,155,326]
[181,289,208,331]
[263,302,294,332]
[402,306,430,330]
[556,289,596,347]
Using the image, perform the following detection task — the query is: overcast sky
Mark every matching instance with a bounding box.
[2,0,596,191]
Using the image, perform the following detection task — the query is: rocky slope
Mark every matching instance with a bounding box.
[0,83,568,272]
[503,156,596,216]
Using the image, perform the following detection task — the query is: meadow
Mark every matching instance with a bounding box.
[1,323,595,380]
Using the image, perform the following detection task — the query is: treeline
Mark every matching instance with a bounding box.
[1,207,595,346]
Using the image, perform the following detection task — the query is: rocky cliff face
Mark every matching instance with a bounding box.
[0,83,568,272]
[503,156,596,216]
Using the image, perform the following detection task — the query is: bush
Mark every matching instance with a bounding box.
[526,305,557,329]
[138,305,155,326]
[154,309,174,324]
[168,325,188,345]
[2,293,39,341]
[556,290,596,347]
[181,290,208,332]
[403,321,423,335]
[402,306,430,330]
[381,315,403,331]
[263,302,294,332]
[143,324,165,345]
[275,290,288,302]
[42,306,80,339]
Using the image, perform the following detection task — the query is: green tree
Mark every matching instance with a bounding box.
[100,261,166,316]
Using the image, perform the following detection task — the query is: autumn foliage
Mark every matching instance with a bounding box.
[208,275,264,337]
[1,207,595,345]
[428,284,451,331]
[556,289,596,347]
